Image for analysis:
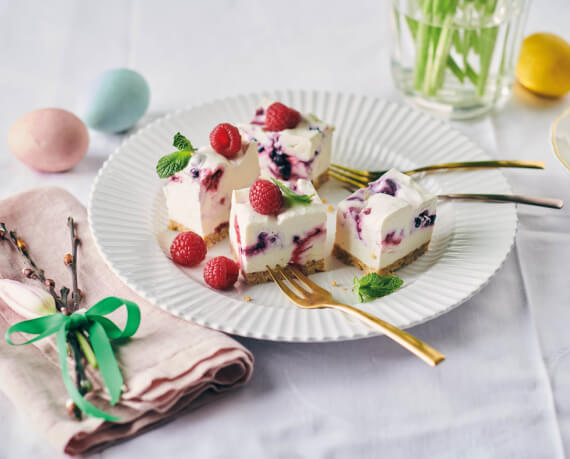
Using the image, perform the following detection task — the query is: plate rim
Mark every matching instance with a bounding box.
[88,90,518,342]
[551,106,570,171]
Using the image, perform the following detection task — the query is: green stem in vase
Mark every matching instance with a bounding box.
[413,0,434,90]
[446,55,464,82]
[421,0,444,93]
[470,29,480,54]
[402,0,506,100]
[476,0,499,96]
[477,27,498,95]
[460,23,470,72]
[408,10,464,85]
[428,4,458,94]
[492,21,511,101]
[465,61,479,86]
[405,14,419,39]
[452,28,462,53]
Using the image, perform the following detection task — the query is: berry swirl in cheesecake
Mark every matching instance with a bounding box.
[161,125,260,247]
[334,169,437,275]
[238,99,334,188]
[230,178,327,284]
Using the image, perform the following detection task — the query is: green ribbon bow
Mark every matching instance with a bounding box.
[5,296,141,421]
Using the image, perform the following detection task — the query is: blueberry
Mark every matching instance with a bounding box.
[274,155,287,166]
[277,164,292,180]
[270,148,292,180]
[258,146,265,153]
[244,232,268,256]
[415,217,422,228]
[372,178,399,196]
[382,179,398,196]
[270,149,287,165]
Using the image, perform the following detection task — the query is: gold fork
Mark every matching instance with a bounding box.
[266,264,445,367]
[330,171,564,209]
[330,160,545,183]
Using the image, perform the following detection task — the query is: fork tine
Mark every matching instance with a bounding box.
[266,265,305,303]
[341,183,359,193]
[275,265,311,296]
[329,170,368,189]
[330,163,376,180]
[287,265,330,295]
[329,167,376,183]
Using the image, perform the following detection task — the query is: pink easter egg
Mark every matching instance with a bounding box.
[8,108,89,172]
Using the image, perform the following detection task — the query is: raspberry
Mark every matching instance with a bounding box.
[209,123,242,158]
[264,102,301,131]
[249,179,283,215]
[203,256,239,289]
[170,231,207,267]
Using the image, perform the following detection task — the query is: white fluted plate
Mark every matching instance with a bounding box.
[89,90,517,342]
[551,106,570,171]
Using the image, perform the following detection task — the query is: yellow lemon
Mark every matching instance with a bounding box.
[516,32,570,98]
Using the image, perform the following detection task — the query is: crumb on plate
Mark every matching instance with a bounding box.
[242,296,252,302]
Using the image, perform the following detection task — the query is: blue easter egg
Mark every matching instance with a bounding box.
[83,68,150,133]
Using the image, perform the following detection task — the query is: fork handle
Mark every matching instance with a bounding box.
[404,160,545,175]
[437,194,564,209]
[329,302,445,366]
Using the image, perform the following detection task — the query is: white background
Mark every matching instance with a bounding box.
[1,1,570,458]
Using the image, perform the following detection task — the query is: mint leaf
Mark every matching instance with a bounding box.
[156,150,192,178]
[353,273,403,303]
[156,132,195,178]
[173,132,194,152]
[353,276,365,302]
[271,178,314,206]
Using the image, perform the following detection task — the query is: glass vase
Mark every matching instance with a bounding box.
[390,0,530,119]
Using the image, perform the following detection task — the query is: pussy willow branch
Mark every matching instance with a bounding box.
[0,224,45,279]
[67,217,81,312]
[68,332,88,420]
[60,286,70,307]
[66,217,86,418]
[1,218,90,420]
[0,222,66,311]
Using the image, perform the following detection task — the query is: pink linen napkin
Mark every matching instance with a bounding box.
[0,187,254,455]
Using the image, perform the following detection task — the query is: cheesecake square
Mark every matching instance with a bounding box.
[229,179,327,284]
[333,169,437,274]
[164,140,260,246]
[238,99,334,188]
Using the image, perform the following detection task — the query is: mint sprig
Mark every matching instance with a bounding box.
[156,132,195,178]
[353,273,403,303]
[271,178,314,206]
[173,132,194,151]
[156,150,192,178]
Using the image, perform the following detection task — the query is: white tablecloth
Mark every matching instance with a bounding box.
[1,1,569,457]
